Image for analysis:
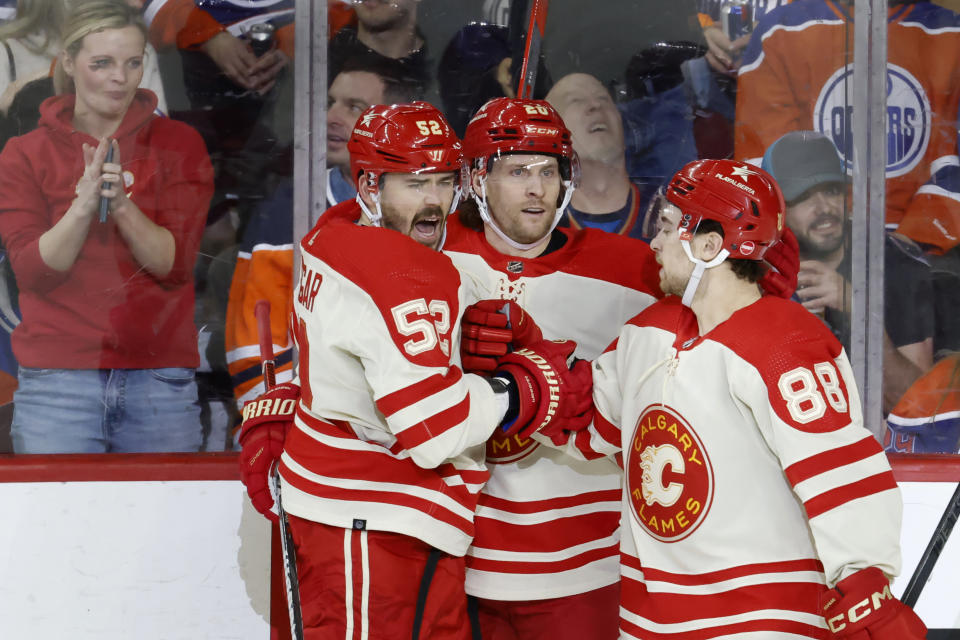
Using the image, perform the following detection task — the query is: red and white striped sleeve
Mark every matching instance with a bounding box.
[296,224,503,471]
[742,333,902,587]
[544,339,625,462]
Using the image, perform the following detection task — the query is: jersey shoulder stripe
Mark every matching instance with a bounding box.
[302,201,464,369]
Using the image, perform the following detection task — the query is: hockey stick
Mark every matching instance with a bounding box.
[255,299,305,640]
[900,480,960,609]
[515,0,549,99]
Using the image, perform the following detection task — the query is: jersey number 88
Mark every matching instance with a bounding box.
[778,362,849,424]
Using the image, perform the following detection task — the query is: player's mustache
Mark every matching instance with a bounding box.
[413,205,445,223]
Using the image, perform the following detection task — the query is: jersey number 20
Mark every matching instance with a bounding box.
[778,362,849,424]
[391,299,451,357]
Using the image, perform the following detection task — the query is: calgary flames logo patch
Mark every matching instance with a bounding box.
[626,405,714,542]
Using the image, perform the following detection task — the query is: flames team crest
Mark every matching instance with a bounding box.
[626,405,714,542]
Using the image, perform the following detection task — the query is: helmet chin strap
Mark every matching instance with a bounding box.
[356,190,384,227]
[680,239,730,307]
[475,175,575,251]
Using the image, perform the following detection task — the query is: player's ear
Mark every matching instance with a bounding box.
[470,165,485,197]
[697,231,725,261]
[357,171,379,207]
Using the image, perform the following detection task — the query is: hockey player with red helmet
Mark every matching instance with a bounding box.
[546,158,926,639]
[444,100,800,638]
[444,96,660,639]
[236,102,594,639]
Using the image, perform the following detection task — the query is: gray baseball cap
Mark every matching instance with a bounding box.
[761,131,846,202]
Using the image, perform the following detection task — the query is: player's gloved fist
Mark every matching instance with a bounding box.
[760,227,800,298]
[238,382,300,522]
[460,299,543,373]
[493,339,594,441]
[820,567,926,639]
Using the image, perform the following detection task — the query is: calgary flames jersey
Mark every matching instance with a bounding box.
[278,201,502,556]
[560,296,903,638]
[443,215,662,600]
[736,0,960,252]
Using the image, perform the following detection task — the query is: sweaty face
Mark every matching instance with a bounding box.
[478,154,562,245]
[328,71,387,172]
[547,73,624,165]
[378,171,457,249]
[63,26,145,126]
[649,202,695,297]
[786,183,846,259]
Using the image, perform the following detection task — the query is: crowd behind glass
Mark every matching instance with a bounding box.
[0,0,957,458]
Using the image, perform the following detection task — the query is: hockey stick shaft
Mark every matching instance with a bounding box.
[254,299,304,640]
[516,0,549,99]
[901,480,960,608]
[254,300,277,391]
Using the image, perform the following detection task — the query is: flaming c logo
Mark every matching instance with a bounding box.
[626,405,714,542]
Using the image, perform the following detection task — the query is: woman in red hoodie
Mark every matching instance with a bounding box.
[0,0,214,453]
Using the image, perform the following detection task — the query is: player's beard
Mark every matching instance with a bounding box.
[382,204,447,250]
[656,254,695,298]
[659,269,690,298]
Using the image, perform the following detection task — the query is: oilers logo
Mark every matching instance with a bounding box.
[626,405,714,542]
[813,63,930,178]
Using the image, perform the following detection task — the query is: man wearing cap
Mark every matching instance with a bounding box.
[763,130,935,412]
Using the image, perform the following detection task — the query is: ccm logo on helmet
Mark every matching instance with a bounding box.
[824,584,895,633]
[525,126,559,136]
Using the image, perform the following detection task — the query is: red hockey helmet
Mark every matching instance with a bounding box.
[665,159,785,260]
[348,101,463,185]
[462,97,576,178]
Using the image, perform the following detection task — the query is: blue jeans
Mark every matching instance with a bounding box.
[11,368,202,454]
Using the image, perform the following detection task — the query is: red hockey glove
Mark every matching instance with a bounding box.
[760,227,800,299]
[238,382,299,523]
[820,567,927,639]
[494,339,594,441]
[461,299,544,373]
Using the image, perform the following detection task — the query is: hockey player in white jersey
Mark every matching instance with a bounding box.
[445,98,800,640]
[235,101,594,639]
[551,158,926,639]
[444,97,662,639]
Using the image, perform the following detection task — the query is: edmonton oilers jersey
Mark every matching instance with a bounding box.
[735,1,960,252]
[143,0,294,36]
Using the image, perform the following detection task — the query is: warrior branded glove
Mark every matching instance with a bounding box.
[820,567,927,639]
[493,339,594,441]
[238,382,299,522]
[760,227,800,299]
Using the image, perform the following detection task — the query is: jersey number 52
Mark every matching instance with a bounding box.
[391,299,451,357]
